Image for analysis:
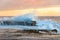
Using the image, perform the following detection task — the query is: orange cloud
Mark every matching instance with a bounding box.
[0,7,60,16]
[0,9,34,16]
[36,7,60,16]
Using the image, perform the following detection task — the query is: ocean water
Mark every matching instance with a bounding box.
[0,14,60,34]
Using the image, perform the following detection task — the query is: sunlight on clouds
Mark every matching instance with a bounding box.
[0,7,60,16]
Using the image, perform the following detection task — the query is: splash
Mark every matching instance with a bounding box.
[11,13,35,21]
[11,13,60,33]
[0,13,60,34]
[36,19,60,34]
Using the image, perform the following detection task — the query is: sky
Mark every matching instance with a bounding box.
[0,0,60,16]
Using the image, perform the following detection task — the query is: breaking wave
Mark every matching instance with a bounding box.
[0,13,60,34]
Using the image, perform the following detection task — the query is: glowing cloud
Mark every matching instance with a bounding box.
[0,7,60,16]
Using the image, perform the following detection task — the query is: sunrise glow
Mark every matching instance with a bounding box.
[0,7,60,16]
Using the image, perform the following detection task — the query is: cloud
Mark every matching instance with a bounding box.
[0,0,60,10]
